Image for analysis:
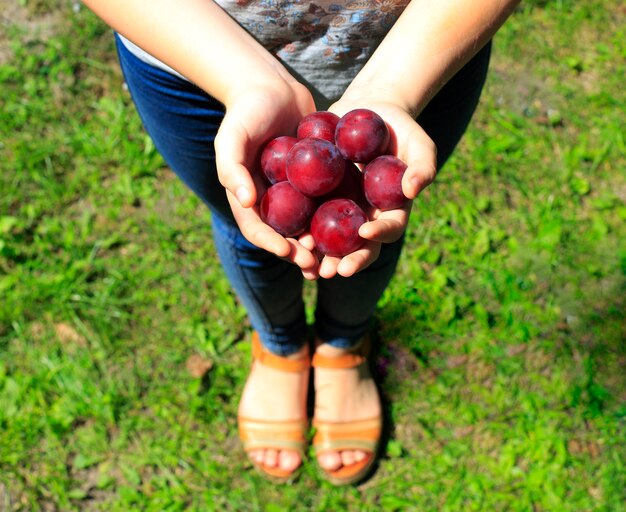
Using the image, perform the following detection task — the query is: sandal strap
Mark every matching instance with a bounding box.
[311,336,371,369]
[312,417,381,454]
[251,332,310,373]
[238,417,308,454]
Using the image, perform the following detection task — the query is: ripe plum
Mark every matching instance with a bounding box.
[310,199,368,256]
[334,109,390,163]
[260,136,298,184]
[296,111,340,143]
[286,138,345,197]
[260,181,316,237]
[320,161,368,209]
[363,155,408,210]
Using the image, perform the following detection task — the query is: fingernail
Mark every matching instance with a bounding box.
[235,186,250,205]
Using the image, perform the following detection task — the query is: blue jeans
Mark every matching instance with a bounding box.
[115,36,491,355]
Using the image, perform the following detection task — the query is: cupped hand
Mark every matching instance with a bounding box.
[214,81,320,279]
[314,98,437,279]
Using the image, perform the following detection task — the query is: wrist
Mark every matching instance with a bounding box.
[223,75,306,111]
[338,83,421,118]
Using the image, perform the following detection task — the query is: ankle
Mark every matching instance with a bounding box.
[314,336,366,357]
[285,342,309,359]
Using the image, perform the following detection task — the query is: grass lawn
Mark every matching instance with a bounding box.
[1,0,625,510]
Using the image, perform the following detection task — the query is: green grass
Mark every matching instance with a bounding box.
[1,0,625,510]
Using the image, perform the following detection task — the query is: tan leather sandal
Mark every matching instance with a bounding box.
[312,337,382,486]
[238,332,310,482]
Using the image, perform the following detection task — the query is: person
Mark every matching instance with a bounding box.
[83,0,519,484]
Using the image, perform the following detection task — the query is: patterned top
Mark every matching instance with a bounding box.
[120,0,410,108]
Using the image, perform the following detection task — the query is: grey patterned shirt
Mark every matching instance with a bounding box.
[119,0,409,109]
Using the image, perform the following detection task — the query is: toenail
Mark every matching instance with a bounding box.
[341,451,355,466]
[354,450,366,462]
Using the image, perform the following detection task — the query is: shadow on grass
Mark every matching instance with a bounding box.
[562,276,626,415]
[365,266,626,485]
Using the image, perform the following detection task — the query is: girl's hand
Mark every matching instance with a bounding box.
[214,81,321,280]
[311,98,437,279]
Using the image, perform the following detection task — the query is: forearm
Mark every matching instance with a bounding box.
[82,0,298,106]
[344,0,519,115]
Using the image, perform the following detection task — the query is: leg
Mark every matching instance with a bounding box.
[315,41,492,348]
[313,42,493,478]
[115,36,308,474]
[115,35,307,354]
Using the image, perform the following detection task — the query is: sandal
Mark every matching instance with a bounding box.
[312,336,382,485]
[238,332,310,482]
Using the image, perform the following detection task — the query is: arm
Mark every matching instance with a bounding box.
[82,0,297,106]
[321,0,519,278]
[83,0,319,274]
[344,0,520,118]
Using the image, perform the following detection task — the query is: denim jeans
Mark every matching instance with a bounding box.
[115,36,491,355]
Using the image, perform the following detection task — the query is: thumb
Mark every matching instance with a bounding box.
[214,118,258,208]
[402,161,436,200]
[402,136,437,200]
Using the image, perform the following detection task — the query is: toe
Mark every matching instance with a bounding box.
[249,449,264,464]
[278,450,301,472]
[353,450,367,462]
[318,451,342,471]
[264,449,279,468]
[340,450,355,467]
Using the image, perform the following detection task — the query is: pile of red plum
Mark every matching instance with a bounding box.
[259,108,408,257]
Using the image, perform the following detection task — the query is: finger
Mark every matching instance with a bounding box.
[301,268,319,281]
[359,219,405,244]
[297,232,316,252]
[358,204,411,243]
[284,238,318,273]
[227,191,291,257]
[336,241,381,277]
[298,232,326,263]
[402,131,437,200]
[318,255,341,279]
[215,119,258,208]
[240,220,291,257]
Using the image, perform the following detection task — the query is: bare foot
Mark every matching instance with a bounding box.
[238,342,309,474]
[313,339,381,472]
